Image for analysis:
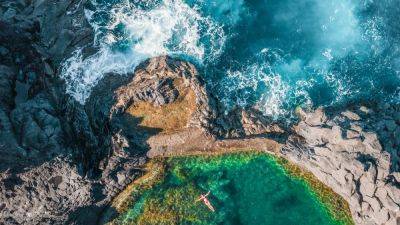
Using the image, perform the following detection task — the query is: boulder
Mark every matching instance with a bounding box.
[342,110,361,121]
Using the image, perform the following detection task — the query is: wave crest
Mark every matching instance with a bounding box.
[61,0,225,103]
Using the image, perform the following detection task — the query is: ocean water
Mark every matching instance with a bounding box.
[116,154,346,225]
[61,0,400,119]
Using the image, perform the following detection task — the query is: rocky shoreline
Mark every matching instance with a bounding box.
[0,1,399,225]
[284,107,400,225]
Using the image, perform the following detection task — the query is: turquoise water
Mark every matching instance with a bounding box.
[62,0,400,118]
[117,154,347,225]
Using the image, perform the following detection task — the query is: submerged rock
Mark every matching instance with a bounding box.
[0,1,399,224]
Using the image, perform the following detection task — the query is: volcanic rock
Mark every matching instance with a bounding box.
[283,107,400,225]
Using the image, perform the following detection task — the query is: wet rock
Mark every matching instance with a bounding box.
[0,1,399,223]
[359,106,371,114]
[43,62,54,76]
[341,110,361,121]
[297,107,327,126]
[11,94,63,152]
[283,107,400,225]
[29,0,94,64]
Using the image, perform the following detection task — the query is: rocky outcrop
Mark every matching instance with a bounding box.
[0,1,138,224]
[1,1,399,225]
[103,56,400,225]
[0,159,92,224]
[283,107,400,225]
[109,56,282,159]
[1,0,93,64]
[210,106,285,138]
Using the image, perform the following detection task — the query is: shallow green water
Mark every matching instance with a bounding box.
[117,154,344,225]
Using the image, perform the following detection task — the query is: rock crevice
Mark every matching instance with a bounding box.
[0,1,399,224]
[283,107,400,225]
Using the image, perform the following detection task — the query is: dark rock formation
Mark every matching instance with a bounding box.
[0,1,139,224]
[0,1,399,225]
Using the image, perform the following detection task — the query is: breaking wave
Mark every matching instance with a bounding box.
[206,0,400,118]
[61,0,225,103]
[61,0,400,119]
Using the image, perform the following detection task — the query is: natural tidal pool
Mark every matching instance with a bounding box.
[113,153,352,225]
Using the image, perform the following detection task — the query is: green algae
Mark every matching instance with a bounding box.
[277,158,354,225]
[114,153,353,225]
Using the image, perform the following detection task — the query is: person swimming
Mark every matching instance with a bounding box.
[196,191,215,212]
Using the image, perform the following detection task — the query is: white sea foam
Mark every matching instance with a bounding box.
[224,0,364,118]
[61,0,225,103]
[257,70,313,119]
[222,62,316,119]
[267,0,364,113]
[60,0,397,118]
[258,75,290,119]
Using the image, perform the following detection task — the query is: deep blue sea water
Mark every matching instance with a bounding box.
[61,0,400,119]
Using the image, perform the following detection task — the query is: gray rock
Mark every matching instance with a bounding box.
[304,108,327,126]
[1,3,399,223]
[359,106,371,114]
[350,123,363,133]
[359,175,375,197]
[282,107,400,225]
[30,0,94,64]
[116,173,126,185]
[342,110,361,121]
[346,130,360,139]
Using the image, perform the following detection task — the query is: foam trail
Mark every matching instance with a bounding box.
[213,0,370,118]
[61,0,225,103]
[220,60,313,119]
[60,0,400,119]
